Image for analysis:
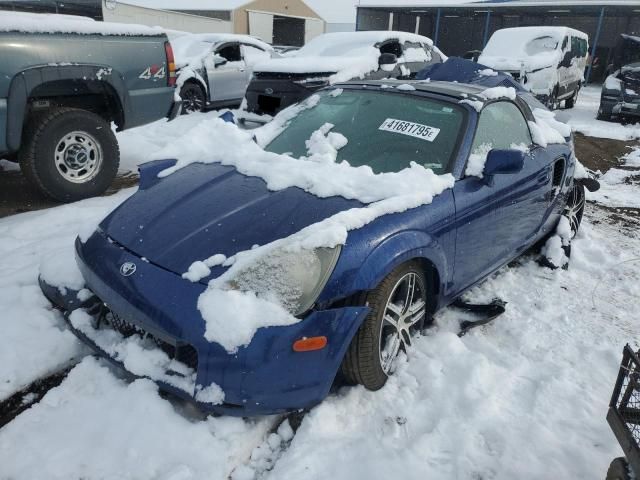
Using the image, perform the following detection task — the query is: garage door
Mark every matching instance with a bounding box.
[304,18,324,43]
[248,11,273,44]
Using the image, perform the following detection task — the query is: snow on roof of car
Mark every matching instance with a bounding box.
[253,31,438,83]
[479,26,587,71]
[0,11,164,36]
[171,33,272,68]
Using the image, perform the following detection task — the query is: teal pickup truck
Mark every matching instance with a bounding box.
[0,12,181,202]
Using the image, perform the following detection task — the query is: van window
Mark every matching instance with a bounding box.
[571,36,588,58]
[561,36,569,51]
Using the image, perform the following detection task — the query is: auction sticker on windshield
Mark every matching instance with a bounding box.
[378,118,440,142]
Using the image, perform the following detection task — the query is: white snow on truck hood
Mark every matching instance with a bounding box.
[0,11,165,36]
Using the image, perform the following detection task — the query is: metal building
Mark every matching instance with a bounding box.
[356,0,640,82]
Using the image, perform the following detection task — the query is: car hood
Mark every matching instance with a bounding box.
[100,163,361,280]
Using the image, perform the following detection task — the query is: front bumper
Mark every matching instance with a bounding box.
[40,231,368,416]
[245,79,321,115]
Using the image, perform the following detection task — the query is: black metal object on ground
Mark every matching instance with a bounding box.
[607,345,640,478]
[452,298,506,337]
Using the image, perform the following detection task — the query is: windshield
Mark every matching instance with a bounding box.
[525,36,559,55]
[265,90,465,174]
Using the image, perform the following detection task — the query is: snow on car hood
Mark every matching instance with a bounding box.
[254,30,437,84]
[100,162,361,279]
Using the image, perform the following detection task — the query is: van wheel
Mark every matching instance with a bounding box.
[340,261,429,390]
[565,89,578,109]
[19,108,119,202]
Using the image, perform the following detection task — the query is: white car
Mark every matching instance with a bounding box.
[171,33,274,113]
[479,26,589,109]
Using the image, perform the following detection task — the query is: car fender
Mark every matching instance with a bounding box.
[6,64,128,151]
[351,228,448,297]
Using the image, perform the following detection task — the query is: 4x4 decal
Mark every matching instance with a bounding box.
[139,65,166,80]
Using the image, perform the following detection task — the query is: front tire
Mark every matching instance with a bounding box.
[565,89,579,109]
[180,83,206,114]
[19,108,119,203]
[564,182,585,238]
[340,261,429,390]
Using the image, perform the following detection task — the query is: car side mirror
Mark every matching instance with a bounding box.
[484,149,525,177]
[379,53,398,72]
[214,55,227,67]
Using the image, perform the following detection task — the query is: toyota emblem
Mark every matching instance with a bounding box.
[265,87,274,94]
[120,262,136,276]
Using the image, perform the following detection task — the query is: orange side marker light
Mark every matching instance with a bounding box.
[292,336,327,352]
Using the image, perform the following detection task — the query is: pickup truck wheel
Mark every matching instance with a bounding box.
[19,108,119,202]
[340,261,428,390]
[180,83,206,114]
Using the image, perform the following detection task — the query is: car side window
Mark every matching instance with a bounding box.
[217,44,241,62]
[379,40,402,58]
[469,101,532,167]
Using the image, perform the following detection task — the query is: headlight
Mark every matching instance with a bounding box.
[226,246,341,316]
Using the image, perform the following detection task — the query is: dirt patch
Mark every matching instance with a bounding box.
[0,166,138,219]
[574,132,639,173]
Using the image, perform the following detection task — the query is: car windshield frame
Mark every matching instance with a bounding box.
[264,87,469,176]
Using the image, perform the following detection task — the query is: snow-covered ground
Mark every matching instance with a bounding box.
[1,89,639,479]
[567,85,640,140]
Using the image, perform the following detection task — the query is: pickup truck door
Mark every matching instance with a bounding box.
[208,43,247,102]
[452,101,547,292]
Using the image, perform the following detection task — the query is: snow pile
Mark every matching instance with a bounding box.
[69,309,203,394]
[303,123,348,163]
[588,165,640,209]
[0,11,164,36]
[199,289,298,353]
[465,143,493,177]
[481,86,517,101]
[182,254,226,282]
[478,68,498,77]
[396,83,417,91]
[0,189,132,402]
[529,108,570,147]
[0,356,276,480]
[253,31,437,84]
[541,216,572,268]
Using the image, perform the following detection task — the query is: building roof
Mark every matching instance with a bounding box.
[359,0,640,7]
[120,0,358,24]
[121,0,252,11]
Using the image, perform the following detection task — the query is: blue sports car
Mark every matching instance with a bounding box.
[40,79,587,416]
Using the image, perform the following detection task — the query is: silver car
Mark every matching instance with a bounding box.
[171,33,274,113]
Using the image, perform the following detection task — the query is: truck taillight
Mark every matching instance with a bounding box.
[165,41,176,87]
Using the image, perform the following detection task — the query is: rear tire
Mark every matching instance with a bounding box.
[340,261,429,390]
[180,83,206,114]
[606,457,632,480]
[19,108,119,203]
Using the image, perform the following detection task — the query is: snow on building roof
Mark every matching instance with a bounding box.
[359,0,640,7]
[121,0,252,10]
[0,11,164,36]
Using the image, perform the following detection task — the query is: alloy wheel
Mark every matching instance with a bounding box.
[564,183,585,238]
[379,272,426,374]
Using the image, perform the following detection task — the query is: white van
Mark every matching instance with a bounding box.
[479,26,589,109]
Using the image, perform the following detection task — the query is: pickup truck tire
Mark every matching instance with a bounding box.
[19,108,119,202]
